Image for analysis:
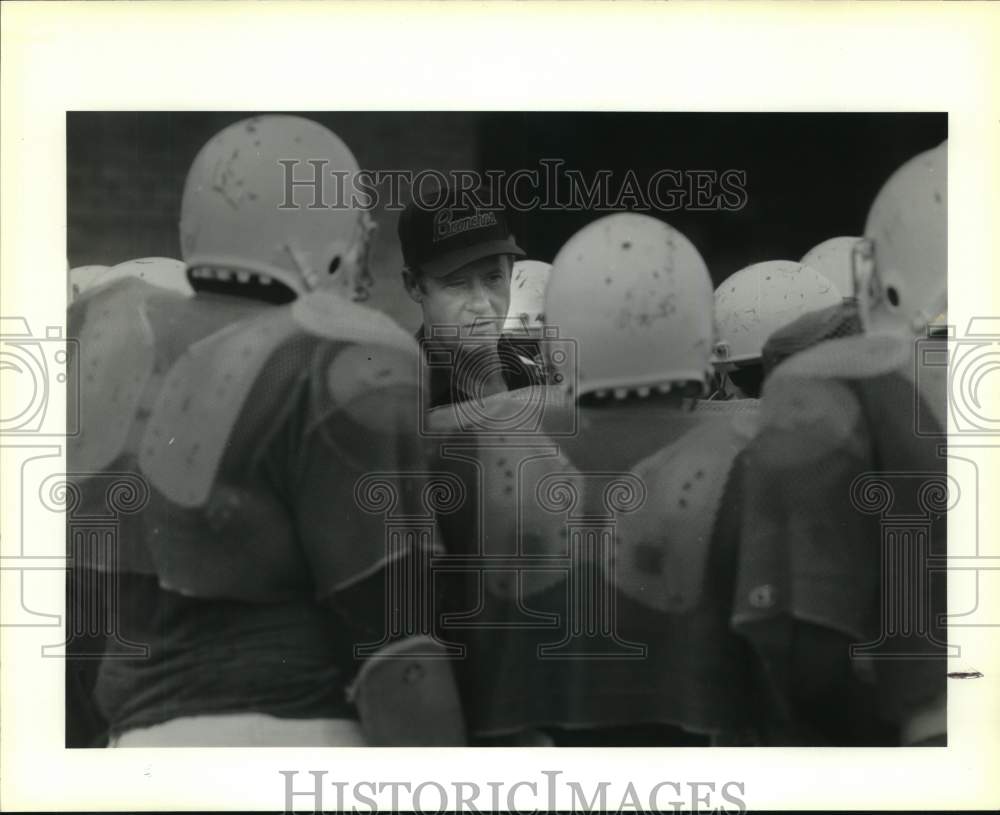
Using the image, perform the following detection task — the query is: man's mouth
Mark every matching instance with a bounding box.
[464,319,503,333]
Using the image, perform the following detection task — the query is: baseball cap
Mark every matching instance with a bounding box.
[398,186,525,278]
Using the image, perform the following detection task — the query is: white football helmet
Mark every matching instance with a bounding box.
[69,258,192,303]
[713,260,841,368]
[857,140,947,336]
[800,236,862,299]
[180,115,374,300]
[505,260,552,336]
[544,213,714,398]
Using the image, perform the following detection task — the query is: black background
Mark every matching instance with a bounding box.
[68,112,946,331]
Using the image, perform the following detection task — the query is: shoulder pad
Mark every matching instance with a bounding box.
[510,384,570,407]
[105,257,193,298]
[615,415,750,613]
[425,403,462,434]
[292,290,417,356]
[424,385,569,435]
[757,374,861,462]
[140,306,301,507]
[141,292,419,508]
[478,438,580,600]
[326,343,421,429]
[347,636,465,746]
[68,280,157,472]
[775,334,912,381]
[692,397,760,414]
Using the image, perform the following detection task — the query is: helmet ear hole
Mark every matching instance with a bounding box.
[328,255,342,276]
[886,285,900,307]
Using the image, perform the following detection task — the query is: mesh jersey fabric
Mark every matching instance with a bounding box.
[761,299,864,378]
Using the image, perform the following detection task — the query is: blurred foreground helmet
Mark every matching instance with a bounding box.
[713,260,841,368]
[505,260,551,336]
[180,115,374,301]
[857,141,947,335]
[69,258,192,303]
[800,237,862,299]
[68,265,110,303]
[545,213,714,398]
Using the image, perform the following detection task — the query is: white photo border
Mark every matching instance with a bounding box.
[2,1,998,811]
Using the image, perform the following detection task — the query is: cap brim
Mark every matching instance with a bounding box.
[421,238,525,278]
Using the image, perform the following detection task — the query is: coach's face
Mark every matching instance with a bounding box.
[406,254,513,347]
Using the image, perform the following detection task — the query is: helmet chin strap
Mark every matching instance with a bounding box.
[853,240,911,338]
[852,238,880,334]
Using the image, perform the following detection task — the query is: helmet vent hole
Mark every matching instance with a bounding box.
[886,286,900,307]
[328,256,342,276]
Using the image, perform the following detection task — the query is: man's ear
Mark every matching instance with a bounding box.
[402,268,424,304]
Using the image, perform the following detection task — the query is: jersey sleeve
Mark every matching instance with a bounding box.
[731,372,896,740]
[734,372,879,642]
[218,332,448,679]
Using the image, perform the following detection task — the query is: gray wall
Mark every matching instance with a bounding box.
[68,112,482,332]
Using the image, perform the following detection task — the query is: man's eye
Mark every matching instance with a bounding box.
[488,273,505,284]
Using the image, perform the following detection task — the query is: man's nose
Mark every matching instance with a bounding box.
[465,281,494,316]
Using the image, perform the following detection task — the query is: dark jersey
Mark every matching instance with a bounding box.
[430,391,763,742]
[736,333,948,742]
[66,280,433,739]
[415,327,545,409]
